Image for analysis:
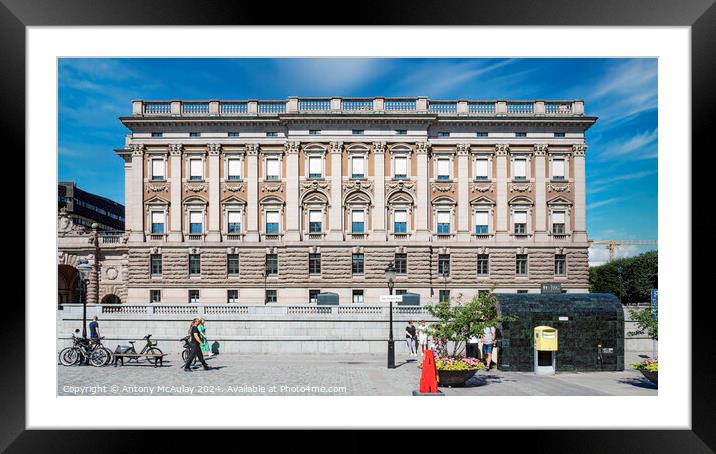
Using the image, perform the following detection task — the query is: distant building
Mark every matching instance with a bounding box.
[58,182,125,231]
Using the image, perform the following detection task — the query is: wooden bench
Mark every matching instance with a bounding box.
[112,352,167,367]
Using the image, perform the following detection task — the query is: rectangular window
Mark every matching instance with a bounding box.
[189,254,201,276]
[555,254,567,276]
[151,132,162,138]
[396,130,407,135]
[151,159,165,180]
[308,210,322,233]
[308,253,321,274]
[438,254,450,276]
[227,211,241,234]
[475,159,489,180]
[227,254,239,276]
[394,156,408,179]
[189,158,203,180]
[351,210,365,233]
[227,289,239,303]
[477,254,489,275]
[266,158,280,180]
[474,211,489,234]
[227,158,242,180]
[189,211,203,234]
[266,289,277,303]
[514,211,527,234]
[437,131,449,137]
[352,130,364,135]
[352,290,364,304]
[309,289,320,304]
[265,254,278,276]
[552,212,566,234]
[554,132,565,138]
[151,211,165,234]
[395,253,408,274]
[266,211,280,234]
[190,132,200,137]
[516,254,528,276]
[395,289,408,296]
[552,158,565,180]
[228,132,240,137]
[476,132,488,137]
[516,132,527,137]
[513,158,527,180]
[266,132,278,137]
[150,254,162,276]
[394,210,407,233]
[517,289,529,294]
[150,290,161,303]
[308,156,322,178]
[352,253,364,275]
[188,290,200,303]
[439,289,451,303]
[351,156,365,178]
[437,211,451,234]
[437,158,450,180]
[309,130,320,135]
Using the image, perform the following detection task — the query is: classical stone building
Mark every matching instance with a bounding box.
[58,97,596,306]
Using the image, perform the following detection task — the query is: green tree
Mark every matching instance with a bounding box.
[589,250,657,304]
[628,307,658,340]
[425,292,516,357]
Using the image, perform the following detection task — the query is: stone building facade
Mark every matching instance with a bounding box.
[58,97,596,306]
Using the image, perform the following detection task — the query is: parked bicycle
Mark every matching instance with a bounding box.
[123,334,163,365]
[180,335,197,367]
[58,330,113,367]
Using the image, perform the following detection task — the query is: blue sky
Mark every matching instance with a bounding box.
[58,58,658,265]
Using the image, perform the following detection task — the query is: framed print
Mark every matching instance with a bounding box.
[4,0,713,451]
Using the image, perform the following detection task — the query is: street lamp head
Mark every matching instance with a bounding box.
[384,262,396,283]
[77,259,92,280]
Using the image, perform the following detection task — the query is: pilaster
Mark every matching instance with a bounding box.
[415,142,431,240]
[373,142,386,237]
[572,143,588,242]
[457,143,470,240]
[245,143,260,241]
[206,143,222,241]
[327,142,344,240]
[129,144,145,242]
[534,144,548,241]
[495,143,509,241]
[168,144,183,241]
[285,141,301,241]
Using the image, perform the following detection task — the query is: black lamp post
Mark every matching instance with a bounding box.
[77,259,92,339]
[263,267,268,305]
[385,262,396,369]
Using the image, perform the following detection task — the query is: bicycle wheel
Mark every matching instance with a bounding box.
[145,347,163,366]
[59,347,79,366]
[181,349,190,363]
[101,347,114,366]
[90,348,111,367]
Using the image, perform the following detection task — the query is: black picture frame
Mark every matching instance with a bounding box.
[4,0,711,451]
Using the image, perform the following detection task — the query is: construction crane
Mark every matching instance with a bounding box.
[589,240,658,263]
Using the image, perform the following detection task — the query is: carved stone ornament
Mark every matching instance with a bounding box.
[245,143,260,156]
[184,182,207,193]
[223,182,245,192]
[547,183,571,192]
[387,180,415,192]
[495,144,510,156]
[373,142,386,154]
[416,142,430,155]
[285,141,300,154]
[456,143,470,156]
[57,208,74,233]
[262,183,283,193]
[169,144,183,156]
[189,247,201,255]
[131,143,144,157]
[302,180,329,191]
[330,142,343,154]
[471,183,494,193]
[207,143,222,156]
[343,181,373,193]
[432,183,453,193]
[510,183,532,192]
[572,143,588,156]
[534,144,548,156]
[146,182,169,192]
[105,266,119,281]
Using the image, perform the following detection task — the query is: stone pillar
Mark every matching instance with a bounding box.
[534,144,548,241]
[572,144,588,242]
[86,254,100,305]
[129,144,145,242]
[327,142,344,240]
[123,157,133,233]
[373,142,386,238]
[495,144,509,241]
[245,143,260,241]
[415,142,431,241]
[285,141,301,241]
[207,143,221,241]
[168,144,183,241]
[457,144,470,240]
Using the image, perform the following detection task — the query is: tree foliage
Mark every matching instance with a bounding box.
[425,292,516,357]
[589,250,657,304]
[628,307,658,340]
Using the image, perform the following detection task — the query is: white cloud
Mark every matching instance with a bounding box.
[587,197,623,211]
[589,244,655,267]
[590,169,657,189]
[274,59,389,94]
[596,129,658,160]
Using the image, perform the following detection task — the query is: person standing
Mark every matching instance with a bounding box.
[88,316,100,341]
[466,332,480,358]
[198,318,212,357]
[405,321,417,357]
[183,319,211,371]
[483,325,496,370]
[417,320,429,356]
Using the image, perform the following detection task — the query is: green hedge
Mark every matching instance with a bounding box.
[589,251,657,304]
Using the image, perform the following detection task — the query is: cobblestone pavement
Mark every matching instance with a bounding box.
[57,353,657,396]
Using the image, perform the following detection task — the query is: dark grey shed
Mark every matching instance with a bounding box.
[316,292,339,305]
[495,293,624,372]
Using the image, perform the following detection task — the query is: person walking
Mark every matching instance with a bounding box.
[198,318,212,357]
[405,321,417,357]
[417,320,429,356]
[183,318,211,371]
[483,325,496,370]
[88,316,100,341]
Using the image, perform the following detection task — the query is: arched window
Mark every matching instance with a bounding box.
[183,196,208,240]
[432,196,456,238]
[509,195,534,237]
[301,191,329,238]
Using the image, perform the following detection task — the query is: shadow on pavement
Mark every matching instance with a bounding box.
[618,377,657,390]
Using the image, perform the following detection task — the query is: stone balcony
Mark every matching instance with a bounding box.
[131,98,586,118]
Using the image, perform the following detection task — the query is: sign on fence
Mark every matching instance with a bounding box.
[541,283,562,294]
[380,295,403,303]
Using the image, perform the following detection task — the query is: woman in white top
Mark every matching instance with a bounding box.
[417,320,429,355]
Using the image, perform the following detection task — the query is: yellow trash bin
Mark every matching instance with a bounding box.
[534,326,558,375]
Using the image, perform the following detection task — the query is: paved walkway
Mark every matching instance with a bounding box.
[57,353,657,396]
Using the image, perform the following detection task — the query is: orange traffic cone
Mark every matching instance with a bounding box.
[413,349,444,396]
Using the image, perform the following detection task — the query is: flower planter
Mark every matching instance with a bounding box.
[641,370,658,385]
[437,369,478,387]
